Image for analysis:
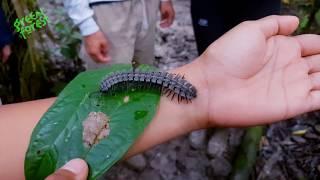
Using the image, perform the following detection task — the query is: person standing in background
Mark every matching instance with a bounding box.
[0,8,13,63]
[0,8,13,105]
[65,0,175,69]
[191,0,281,54]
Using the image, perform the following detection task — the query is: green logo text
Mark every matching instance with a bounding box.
[13,9,49,39]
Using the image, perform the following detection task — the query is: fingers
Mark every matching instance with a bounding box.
[306,54,320,74]
[160,2,175,28]
[1,45,11,63]
[85,31,111,63]
[306,55,320,111]
[307,55,320,89]
[160,16,171,28]
[310,72,320,91]
[93,37,110,62]
[295,34,320,57]
[88,49,108,63]
[255,15,299,38]
[99,41,111,62]
[308,73,320,112]
[89,49,110,63]
[309,91,320,112]
[45,159,88,180]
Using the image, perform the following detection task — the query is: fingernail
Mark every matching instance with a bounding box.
[61,159,86,174]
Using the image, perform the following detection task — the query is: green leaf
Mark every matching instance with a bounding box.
[71,31,82,40]
[315,9,320,26]
[54,22,65,33]
[25,64,161,180]
[299,15,309,29]
[60,47,77,59]
[230,126,264,180]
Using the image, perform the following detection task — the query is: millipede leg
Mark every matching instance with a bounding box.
[158,86,164,94]
[163,88,170,96]
[160,87,164,94]
[171,93,176,101]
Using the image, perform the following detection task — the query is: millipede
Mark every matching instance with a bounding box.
[100,71,197,103]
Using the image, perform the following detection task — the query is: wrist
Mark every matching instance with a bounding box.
[198,46,241,127]
[160,0,172,5]
[84,30,101,38]
[171,58,211,129]
[78,17,100,36]
[125,59,209,158]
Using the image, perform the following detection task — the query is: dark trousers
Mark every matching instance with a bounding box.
[191,0,281,54]
[0,8,13,49]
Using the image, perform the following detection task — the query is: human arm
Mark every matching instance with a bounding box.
[160,0,175,28]
[0,59,205,178]
[64,0,110,63]
[1,15,320,179]
[64,0,99,36]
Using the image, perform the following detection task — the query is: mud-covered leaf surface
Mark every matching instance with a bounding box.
[24,64,160,180]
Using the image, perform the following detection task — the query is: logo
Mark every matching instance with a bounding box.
[13,9,49,39]
[198,18,209,27]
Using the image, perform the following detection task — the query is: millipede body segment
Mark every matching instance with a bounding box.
[100,71,197,102]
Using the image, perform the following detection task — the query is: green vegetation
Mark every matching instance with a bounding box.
[14,9,49,39]
[0,0,82,104]
[283,0,320,34]
[230,127,264,180]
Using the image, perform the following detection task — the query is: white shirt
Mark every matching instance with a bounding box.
[65,0,166,36]
[64,0,125,36]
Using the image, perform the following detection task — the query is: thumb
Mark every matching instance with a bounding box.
[45,159,88,180]
[255,15,299,38]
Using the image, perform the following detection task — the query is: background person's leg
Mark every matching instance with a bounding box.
[134,0,160,66]
[227,0,281,29]
[242,0,281,20]
[191,0,227,55]
[80,1,138,69]
[190,0,280,55]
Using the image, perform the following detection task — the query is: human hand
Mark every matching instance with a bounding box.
[159,0,175,28]
[191,15,320,127]
[45,159,88,180]
[1,45,11,63]
[84,31,111,63]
